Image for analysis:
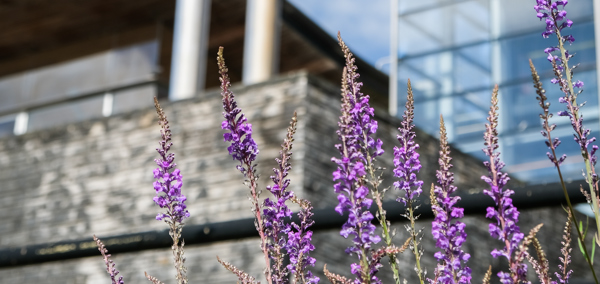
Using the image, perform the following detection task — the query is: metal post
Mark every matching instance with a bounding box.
[489,0,505,154]
[389,0,399,116]
[13,112,28,136]
[102,92,114,117]
[594,0,600,122]
[243,0,283,85]
[169,0,212,100]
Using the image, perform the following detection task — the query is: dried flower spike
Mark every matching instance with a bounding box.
[94,235,125,284]
[217,256,260,284]
[555,211,573,283]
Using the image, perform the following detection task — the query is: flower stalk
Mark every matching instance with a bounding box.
[530,59,597,283]
[152,98,190,284]
[218,46,271,284]
[431,115,471,284]
[393,79,425,284]
[332,33,384,284]
[534,1,599,282]
[482,86,527,284]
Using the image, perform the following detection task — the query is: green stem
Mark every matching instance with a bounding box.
[407,200,425,284]
[365,149,401,284]
[552,18,599,284]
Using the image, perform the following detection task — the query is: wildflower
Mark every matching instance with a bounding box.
[263,113,307,283]
[533,0,599,278]
[431,115,471,284]
[285,197,319,284]
[393,79,425,284]
[218,46,270,283]
[534,0,573,40]
[332,33,382,284]
[482,86,526,284]
[152,98,190,223]
[152,97,189,284]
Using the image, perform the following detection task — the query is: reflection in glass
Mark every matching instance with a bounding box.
[394,0,597,185]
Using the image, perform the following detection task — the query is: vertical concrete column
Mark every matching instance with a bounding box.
[389,0,399,116]
[243,0,283,85]
[169,0,212,100]
[489,0,505,153]
[594,0,600,121]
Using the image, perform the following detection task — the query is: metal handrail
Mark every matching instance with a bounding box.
[0,179,586,267]
[0,76,162,118]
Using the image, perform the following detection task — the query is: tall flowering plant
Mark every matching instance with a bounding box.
[217,47,318,284]
[87,6,600,281]
[217,46,271,283]
[481,86,527,284]
[429,116,471,284]
[532,0,598,282]
[93,97,191,284]
[148,98,191,284]
[393,80,425,284]
[329,34,385,284]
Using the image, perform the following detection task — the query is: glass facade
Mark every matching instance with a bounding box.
[392,0,597,184]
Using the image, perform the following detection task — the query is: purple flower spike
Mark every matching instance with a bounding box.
[153,97,190,224]
[263,113,300,284]
[285,197,319,284]
[153,98,189,284]
[535,0,573,40]
[482,86,527,284]
[218,47,272,283]
[394,78,424,205]
[431,115,471,284]
[332,33,382,284]
[219,51,259,173]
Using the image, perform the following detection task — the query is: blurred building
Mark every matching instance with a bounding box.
[0,0,597,283]
[0,0,387,139]
[389,0,598,184]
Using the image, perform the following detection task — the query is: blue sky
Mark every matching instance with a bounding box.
[287,0,391,70]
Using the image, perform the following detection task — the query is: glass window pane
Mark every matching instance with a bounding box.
[393,0,598,185]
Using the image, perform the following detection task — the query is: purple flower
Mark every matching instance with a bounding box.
[219,54,259,173]
[482,86,526,284]
[535,0,573,40]
[394,79,426,283]
[152,98,189,223]
[218,47,272,283]
[332,33,382,284]
[431,115,471,284]
[285,197,319,284]
[394,78,423,205]
[263,113,302,284]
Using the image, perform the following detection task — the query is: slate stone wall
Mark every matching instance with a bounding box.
[0,72,596,283]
